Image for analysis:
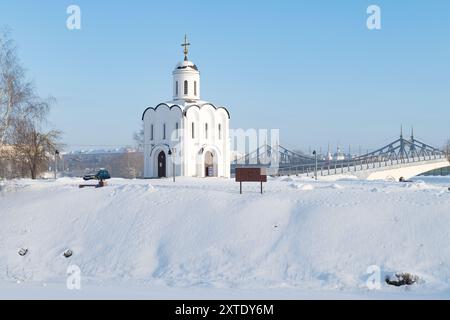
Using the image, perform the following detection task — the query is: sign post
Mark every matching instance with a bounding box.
[236,168,267,194]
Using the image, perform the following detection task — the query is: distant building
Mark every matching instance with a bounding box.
[0,145,28,179]
[62,149,143,179]
[334,147,346,161]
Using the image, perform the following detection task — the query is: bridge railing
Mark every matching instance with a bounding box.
[272,153,447,177]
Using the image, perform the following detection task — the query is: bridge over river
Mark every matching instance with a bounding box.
[232,132,449,181]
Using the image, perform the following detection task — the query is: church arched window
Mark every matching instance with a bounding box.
[151,125,154,141]
[184,81,188,95]
[175,81,178,96]
[163,123,166,140]
[218,124,222,140]
[175,122,179,140]
[194,81,197,96]
[205,123,208,139]
[192,122,195,139]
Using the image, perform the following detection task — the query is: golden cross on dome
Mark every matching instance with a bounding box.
[181,35,191,61]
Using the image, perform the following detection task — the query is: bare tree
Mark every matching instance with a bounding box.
[11,118,61,179]
[133,123,144,152]
[1,28,62,179]
[111,152,144,179]
[0,28,37,146]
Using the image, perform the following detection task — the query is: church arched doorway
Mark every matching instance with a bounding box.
[204,151,217,177]
[158,151,167,178]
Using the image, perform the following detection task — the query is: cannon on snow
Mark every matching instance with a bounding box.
[79,169,111,188]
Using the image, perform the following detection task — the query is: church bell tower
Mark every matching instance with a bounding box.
[172,35,201,102]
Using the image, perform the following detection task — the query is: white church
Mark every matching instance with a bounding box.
[142,36,231,179]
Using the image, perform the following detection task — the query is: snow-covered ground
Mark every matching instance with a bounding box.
[0,175,449,299]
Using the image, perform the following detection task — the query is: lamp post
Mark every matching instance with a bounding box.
[313,150,318,181]
[169,148,176,182]
[54,150,60,180]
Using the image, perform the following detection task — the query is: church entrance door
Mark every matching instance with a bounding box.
[158,151,167,178]
[204,151,216,177]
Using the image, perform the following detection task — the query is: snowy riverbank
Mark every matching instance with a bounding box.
[1,176,449,299]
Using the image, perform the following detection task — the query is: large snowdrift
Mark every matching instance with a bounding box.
[0,176,449,298]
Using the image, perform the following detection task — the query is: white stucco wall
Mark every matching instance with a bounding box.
[184,104,230,178]
[172,61,200,101]
[143,105,183,178]
[143,103,231,179]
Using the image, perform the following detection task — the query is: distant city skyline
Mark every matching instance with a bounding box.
[1,0,449,153]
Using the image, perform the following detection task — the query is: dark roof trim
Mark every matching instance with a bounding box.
[183,103,231,120]
[177,64,199,71]
[142,102,231,121]
[141,103,183,121]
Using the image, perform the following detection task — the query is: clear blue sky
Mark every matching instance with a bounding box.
[1,0,449,152]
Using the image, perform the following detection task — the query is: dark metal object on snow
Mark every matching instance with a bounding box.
[386,273,419,287]
[63,250,73,258]
[80,169,111,188]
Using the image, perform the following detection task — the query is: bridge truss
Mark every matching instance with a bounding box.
[235,144,314,167]
[353,132,444,162]
[232,131,448,177]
